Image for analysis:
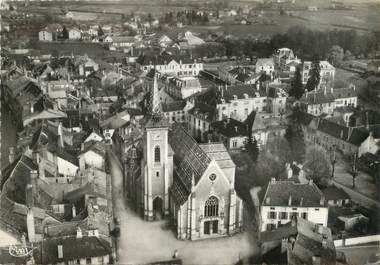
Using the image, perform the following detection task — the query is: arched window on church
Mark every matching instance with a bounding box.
[204,196,219,217]
[154,146,160,163]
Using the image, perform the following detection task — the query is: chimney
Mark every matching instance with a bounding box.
[8,146,16,164]
[25,184,34,208]
[30,170,38,195]
[27,208,35,242]
[81,142,85,151]
[72,205,76,218]
[234,126,238,133]
[270,177,276,184]
[266,197,270,204]
[30,103,34,113]
[320,196,325,206]
[76,227,82,238]
[288,195,292,206]
[58,245,63,259]
[321,237,328,248]
[300,197,303,207]
[57,122,64,148]
[308,178,313,185]
[366,111,369,130]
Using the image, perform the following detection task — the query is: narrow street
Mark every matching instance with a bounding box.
[332,158,380,209]
[107,149,260,265]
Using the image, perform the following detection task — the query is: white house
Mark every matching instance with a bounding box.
[69,28,82,40]
[256,58,275,75]
[260,179,328,232]
[39,30,53,42]
[78,141,106,170]
[302,61,335,86]
[137,55,203,77]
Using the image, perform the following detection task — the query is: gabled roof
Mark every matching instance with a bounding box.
[79,141,106,157]
[0,154,38,204]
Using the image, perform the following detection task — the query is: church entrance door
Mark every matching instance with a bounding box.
[153,197,163,220]
[204,220,218,235]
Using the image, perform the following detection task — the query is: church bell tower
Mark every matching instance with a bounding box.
[142,72,170,221]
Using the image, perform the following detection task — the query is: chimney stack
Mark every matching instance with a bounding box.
[76,227,82,238]
[57,122,64,148]
[288,195,292,206]
[8,147,15,164]
[58,245,63,259]
[72,205,76,218]
[27,208,35,243]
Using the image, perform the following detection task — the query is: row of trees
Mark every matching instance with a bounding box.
[213,27,380,61]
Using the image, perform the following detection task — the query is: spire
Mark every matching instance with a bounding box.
[150,72,162,115]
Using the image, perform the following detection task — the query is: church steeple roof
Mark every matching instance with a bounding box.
[145,71,170,128]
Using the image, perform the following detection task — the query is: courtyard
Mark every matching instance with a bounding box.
[107,150,260,265]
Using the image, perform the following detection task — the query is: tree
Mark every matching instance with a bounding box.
[343,50,354,61]
[304,146,331,186]
[98,26,104,37]
[305,60,321,92]
[285,124,306,163]
[289,67,304,99]
[328,45,344,66]
[62,26,69,39]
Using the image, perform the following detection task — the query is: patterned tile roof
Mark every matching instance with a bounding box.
[169,123,211,205]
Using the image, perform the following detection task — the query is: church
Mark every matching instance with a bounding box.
[124,74,244,240]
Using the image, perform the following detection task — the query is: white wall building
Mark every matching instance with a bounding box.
[260,179,328,232]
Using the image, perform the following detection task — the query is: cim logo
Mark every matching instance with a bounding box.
[8,245,35,257]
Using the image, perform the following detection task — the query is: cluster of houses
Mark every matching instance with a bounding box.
[2,11,380,262]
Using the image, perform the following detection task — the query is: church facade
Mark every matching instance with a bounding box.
[124,74,244,240]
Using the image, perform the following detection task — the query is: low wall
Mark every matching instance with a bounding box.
[334,234,380,247]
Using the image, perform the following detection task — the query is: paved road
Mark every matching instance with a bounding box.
[107,149,128,263]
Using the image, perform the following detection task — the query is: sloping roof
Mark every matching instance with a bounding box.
[100,110,130,129]
[287,111,315,126]
[317,119,369,146]
[1,154,38,204]
[262,180,326,207]
[136,54,194,66]
[199,143,235,169]
[162,100,186,112]
[37,236,111,264]
[219,84,267,102]
[169,123,211,205]
[211,118,248,138]
[299,91,335,105]
[260,222,297,242]
[322,186,350,201]
[188,103,217,123]
[79,141,106,157]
